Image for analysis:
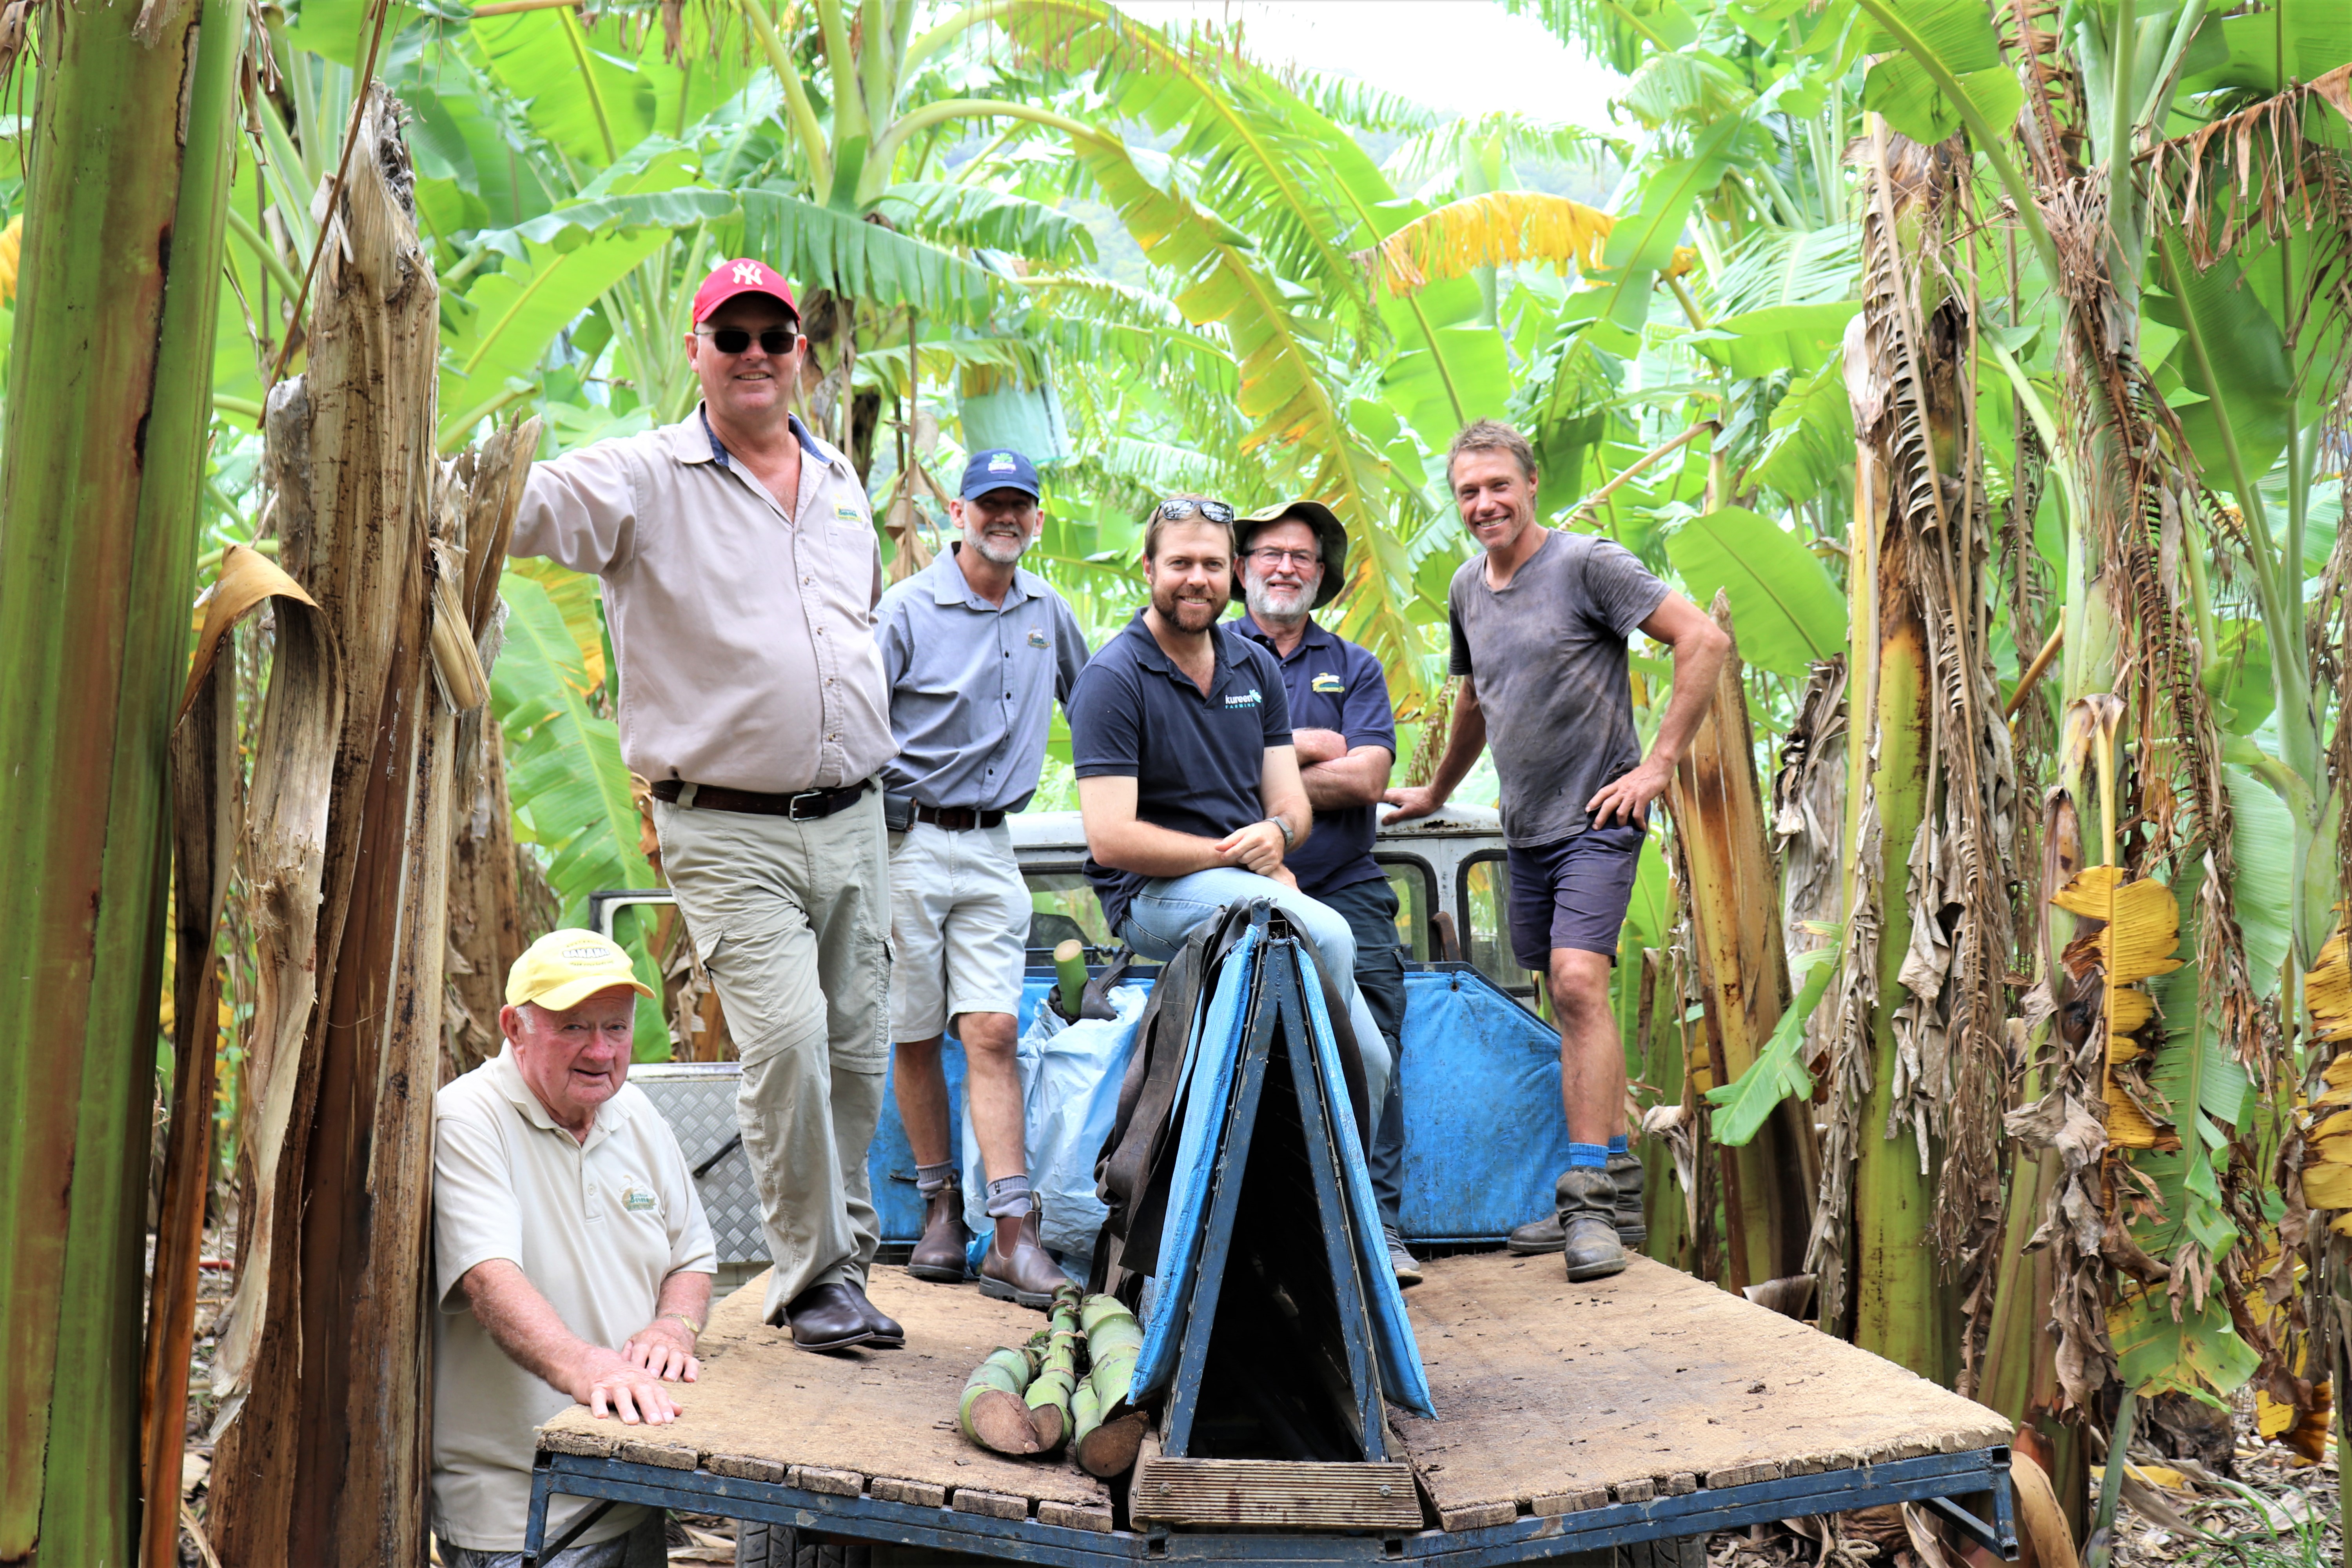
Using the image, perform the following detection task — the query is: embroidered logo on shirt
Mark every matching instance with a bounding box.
[1027,628,1050,649]
[834,503,863,523]
[1224,689,1263,709]
[1310,672,1345,693]
[621,1183,657,1214]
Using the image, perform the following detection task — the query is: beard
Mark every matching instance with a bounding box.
[1150,576,1226,633]
[969,526,1031,566]
[1242,574,1314,624]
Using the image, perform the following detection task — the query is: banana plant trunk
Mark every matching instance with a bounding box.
[1848,552,1946,1379]
[0,0,247,1555]
[207,84,461,1568]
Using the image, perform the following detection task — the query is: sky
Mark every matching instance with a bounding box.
[1111,1,1626,131]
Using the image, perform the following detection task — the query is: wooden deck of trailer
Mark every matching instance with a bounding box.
[531,1250,2016,1565]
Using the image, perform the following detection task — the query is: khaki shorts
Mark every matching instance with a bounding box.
[889,820,1031,1041]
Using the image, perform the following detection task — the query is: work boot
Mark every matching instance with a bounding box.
[1608,1150,1648,1248]
[845,1278,904,1349]
[1555,1168,1628,1281]
[1383,1225,1423,1289]
[1508,1153,1648,1253]
[906,1182,970,1283]
[783,1283,879,1353]
[977,1204,1065,1310]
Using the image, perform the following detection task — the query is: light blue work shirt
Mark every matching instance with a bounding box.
[877,545,1091,812]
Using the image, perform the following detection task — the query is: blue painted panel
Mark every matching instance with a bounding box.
[867,965,1570,1247]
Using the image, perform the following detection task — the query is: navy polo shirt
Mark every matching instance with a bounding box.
[1067,610,1294,936]
[1234,614,1396,899]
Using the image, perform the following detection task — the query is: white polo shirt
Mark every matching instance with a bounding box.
[431,1046,718,1552]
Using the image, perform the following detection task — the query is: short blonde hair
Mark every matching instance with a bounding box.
[1446,419,1537,483]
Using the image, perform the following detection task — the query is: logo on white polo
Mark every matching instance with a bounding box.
[731,261,762,285]
[622,1183,657,1213]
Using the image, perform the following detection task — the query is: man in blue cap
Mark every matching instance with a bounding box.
[878,449,1091,1308]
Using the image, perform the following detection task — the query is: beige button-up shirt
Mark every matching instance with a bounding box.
[431,1047,717,1550]
[510,407,893,793]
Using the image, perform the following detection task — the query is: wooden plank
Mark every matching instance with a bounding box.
[790,1465,864,1497]
[617,1440,697,1470]
[708,1454,787,1484]
[951,1489,1029,1520]
[1705,1462,1781,1488]
[537,1269,1111,1511]
[1392,1253,2011,1518]
[1134,1457,1423,1532]
[1531,1488,1611,1517]
[535,1427,615,1459]
[1038,1499,1116,1534]
[1437,1501,1518,1532]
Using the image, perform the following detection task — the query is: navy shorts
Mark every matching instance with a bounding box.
[1505,821,1646,969]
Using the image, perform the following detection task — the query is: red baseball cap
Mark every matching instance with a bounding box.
[692,258,798,324]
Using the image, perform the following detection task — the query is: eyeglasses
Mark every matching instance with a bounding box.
[700,326,799,355]
[1153,497,1235,524]
[1247,546,1320,568]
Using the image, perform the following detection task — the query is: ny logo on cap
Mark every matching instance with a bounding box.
[988,453,1017,472]
[731,261,762,285]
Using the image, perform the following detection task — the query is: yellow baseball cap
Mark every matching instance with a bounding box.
[506,929,657,1011]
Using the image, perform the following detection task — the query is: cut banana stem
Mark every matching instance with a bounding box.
[958,1343,1043,1455]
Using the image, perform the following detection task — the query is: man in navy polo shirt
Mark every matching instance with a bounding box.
[1066,496,1393,1124]
[1231,500,1418,1287]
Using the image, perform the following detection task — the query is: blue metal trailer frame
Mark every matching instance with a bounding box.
[521,1444,2016,1568]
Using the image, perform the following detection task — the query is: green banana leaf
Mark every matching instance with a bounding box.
[1663,505,1846,675]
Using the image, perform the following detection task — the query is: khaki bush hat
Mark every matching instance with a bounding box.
[1234,499,1348,610]
[506,929,656,1011]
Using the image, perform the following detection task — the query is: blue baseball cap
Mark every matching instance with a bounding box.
[959,448,1041,501]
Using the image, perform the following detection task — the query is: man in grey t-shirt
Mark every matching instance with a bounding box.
[1386,419,1728,1282]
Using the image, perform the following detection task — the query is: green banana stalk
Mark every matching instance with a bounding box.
[1073,1294,1150,1477]
[1024,1284,1085,1449]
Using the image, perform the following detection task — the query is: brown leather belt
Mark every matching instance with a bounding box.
[913,804,1006,831]
[651,777,872,820]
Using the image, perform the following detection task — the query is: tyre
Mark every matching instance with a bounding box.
[734,1524,874,1568]
[1613,1535,1704,1568]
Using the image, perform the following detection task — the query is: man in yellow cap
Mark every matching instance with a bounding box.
[430,930,719,1567]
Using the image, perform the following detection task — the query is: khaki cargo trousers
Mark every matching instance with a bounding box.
[653,791,891,1322]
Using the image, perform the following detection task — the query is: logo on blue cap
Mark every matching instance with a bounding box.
[960,448,1040,501]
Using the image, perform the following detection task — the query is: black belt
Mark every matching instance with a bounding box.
[914,804,1006,831]
[651,777,872,820]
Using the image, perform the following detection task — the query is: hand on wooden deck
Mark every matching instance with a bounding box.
[621,1317,704,1386]
[577,1344,688,1425]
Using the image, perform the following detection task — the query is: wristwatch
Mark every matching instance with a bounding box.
[1261,816,1296,849]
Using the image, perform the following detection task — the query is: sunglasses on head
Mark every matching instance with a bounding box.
[1153,497,1235,524]
[701,326,799,355]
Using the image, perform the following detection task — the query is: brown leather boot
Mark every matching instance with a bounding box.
[977,1204,1065,1310]
[906,1183,970,1283]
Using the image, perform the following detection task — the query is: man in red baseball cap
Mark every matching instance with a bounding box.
[507,258,906,1356]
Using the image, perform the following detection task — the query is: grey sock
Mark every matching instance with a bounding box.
[984,1174,1033,1220]
[915,1161,957,1197]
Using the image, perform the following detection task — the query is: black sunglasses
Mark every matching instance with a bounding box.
[702,326,798,355]
[1153,497,1235,524]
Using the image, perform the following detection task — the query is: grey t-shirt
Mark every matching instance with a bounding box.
[1447,530,1670,848]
